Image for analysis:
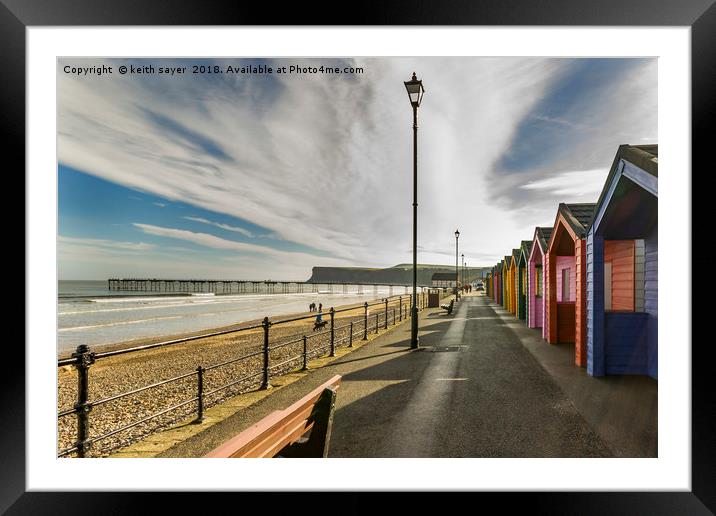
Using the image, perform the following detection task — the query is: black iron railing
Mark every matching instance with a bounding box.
[57,291,431,458]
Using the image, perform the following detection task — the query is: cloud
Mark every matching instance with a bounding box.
[520,169,609,197]
[132,222,347,266]
[153,202,167,208]
[183,216,254,238]
[58,232,340,281]
[59,235,155,252]
[58,57,657,270]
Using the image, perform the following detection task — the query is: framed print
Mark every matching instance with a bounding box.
[7,0,715,513]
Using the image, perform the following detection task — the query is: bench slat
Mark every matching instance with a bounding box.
[230,405,317,458]
[204,375,341,458]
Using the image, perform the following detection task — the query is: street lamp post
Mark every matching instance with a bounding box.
[455,229,460,301]
[404,72,425,350]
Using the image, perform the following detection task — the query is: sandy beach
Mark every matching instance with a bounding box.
[58,295,417,456]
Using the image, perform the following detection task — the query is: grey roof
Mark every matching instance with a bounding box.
[559,203,597,238]
[624,144,658,177]
[518,240,532,265]
[589,144,658,233]
[535,226,553,253]
[510,248,520,267]
[503,256,511,268]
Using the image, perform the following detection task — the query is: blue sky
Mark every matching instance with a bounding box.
[58,57,657,280]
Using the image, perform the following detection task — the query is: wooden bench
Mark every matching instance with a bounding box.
[440,299,455,315]
[204,375,341,458]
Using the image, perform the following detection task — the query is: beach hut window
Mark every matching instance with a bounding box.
[635,239,645,312]
[605,262,612,311]
[562,269,570,302]
[536,266,543,297]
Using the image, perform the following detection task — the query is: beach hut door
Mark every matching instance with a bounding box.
[604,262,612,311]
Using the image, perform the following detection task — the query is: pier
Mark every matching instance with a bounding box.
[106,278,430,295]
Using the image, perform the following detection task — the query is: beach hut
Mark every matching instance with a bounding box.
[497,260,505,305]
[586,145,657,378]
[509,249,520,315]
[527,226,553,335]
[491,268,496,301]
[545,203,597,367]
[486,271,493,299]
[502,257,511,310]
[517,240,532,322]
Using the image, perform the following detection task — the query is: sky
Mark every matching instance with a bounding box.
[57,57,657,280]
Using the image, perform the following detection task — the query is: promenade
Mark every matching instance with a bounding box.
[158,293,656,458]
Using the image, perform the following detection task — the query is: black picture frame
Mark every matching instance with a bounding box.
[7,0,714,513]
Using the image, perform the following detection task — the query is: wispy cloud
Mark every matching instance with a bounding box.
[183,216,254,238]
[59,235,155,252]
[58,57,656,269]
[132,222,347,265]
[520,169,609,197]
[153,202,167,208]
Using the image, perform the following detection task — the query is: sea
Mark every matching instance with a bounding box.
[58,280,404,354]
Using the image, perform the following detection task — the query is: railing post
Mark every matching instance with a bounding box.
[302,335,308,370]
[260,317,271,389]
[392,308,396,325]
[363,302,368,340]
[384,298,389,329]
[399,296,403,321]
[349,322,354,347]
[195,366,205,423]
[375,313,379,334]
[72,344,95,458]
[329,307,336,357]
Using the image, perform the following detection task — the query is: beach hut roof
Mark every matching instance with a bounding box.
[503,257,511,269]
[510,248,520,267]
[518,240,532,266]
[589,144,658,234]
[535,227,553,253]
[558,203,597,238]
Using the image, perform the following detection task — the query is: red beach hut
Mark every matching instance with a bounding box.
[502,257,511,310]
[545,203,596,367]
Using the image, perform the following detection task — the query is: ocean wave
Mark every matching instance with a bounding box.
[59,315,182,332]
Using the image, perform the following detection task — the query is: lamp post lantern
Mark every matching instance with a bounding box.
[455,229,460,301]
[405,72,425,350]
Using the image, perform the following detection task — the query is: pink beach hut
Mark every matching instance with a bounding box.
[527,226,553,335]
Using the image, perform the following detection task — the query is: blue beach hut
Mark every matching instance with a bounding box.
[586,144,657,378]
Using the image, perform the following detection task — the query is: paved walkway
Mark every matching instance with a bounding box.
[160,293,656,458]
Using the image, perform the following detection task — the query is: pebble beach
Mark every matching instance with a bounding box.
[58,297,411,457]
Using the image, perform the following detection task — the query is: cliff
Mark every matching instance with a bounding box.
[307,264,490,285]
